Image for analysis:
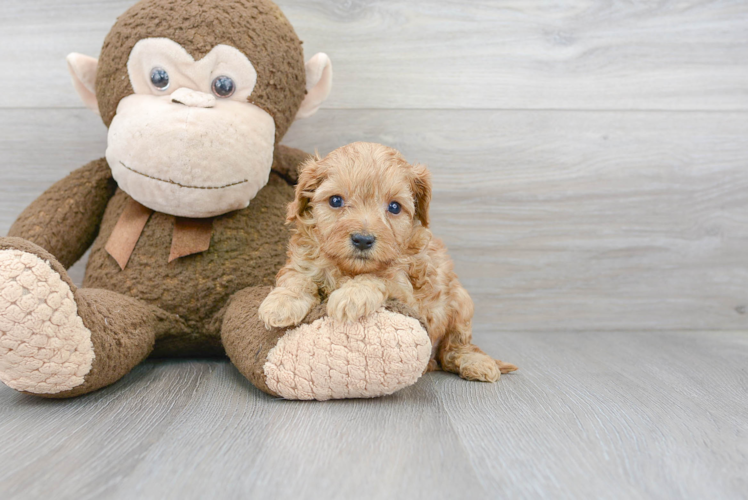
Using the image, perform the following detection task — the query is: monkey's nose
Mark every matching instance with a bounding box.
[170,88,216,108]
[351,233,376,251]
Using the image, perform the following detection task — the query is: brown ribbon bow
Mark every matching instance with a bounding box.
[105,198,213,270]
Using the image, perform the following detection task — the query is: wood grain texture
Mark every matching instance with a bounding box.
[5,108,745,330]
[0,331,745,500]
[1,0,747,110]
[437,330,748,499]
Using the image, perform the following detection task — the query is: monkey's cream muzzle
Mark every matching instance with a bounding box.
[106,92,275,218]
[102,38,277,218]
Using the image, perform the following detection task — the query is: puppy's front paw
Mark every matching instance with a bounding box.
[259,288,316,329]
[326,284,385,323]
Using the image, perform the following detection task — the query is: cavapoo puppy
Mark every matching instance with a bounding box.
[259,142,517,382]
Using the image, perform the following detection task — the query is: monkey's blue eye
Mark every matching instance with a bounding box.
[329,196,344,208]
[212,76,235,98]
[150,68,170,90]
[388,201,402,214]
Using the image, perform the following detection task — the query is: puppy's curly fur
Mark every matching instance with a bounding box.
[259,142,517,382]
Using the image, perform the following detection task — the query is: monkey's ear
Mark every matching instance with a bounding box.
[66,53,100,115]
[295,53,333,120]
[410,163,432,228]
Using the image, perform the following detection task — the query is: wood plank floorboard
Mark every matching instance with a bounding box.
[0,331,745,500]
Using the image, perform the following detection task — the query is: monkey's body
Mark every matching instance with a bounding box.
[84,169,294,357]
[3,151,302,395]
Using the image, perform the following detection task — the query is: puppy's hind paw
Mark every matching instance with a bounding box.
[459,353,502,383]
[440,344,516,383]
[496,359,519,374]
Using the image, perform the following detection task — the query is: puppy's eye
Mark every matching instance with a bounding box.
[329,195,345,208]
[387,201,402,215]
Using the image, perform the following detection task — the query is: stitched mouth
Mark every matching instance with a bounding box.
[120,162,249,190]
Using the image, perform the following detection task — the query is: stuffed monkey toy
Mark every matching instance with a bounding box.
[0,0,431,401]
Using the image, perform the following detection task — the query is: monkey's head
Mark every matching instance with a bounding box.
[66,0,332,217]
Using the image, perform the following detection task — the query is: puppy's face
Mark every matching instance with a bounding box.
[289,142,432,275]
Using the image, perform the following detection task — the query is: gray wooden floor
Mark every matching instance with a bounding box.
[1,1,747,499]
[1,332,747,500]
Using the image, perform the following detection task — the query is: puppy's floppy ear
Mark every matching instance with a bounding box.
[287,155,327,224]
[409,163,432,227]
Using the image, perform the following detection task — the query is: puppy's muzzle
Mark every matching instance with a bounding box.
[351,233,376,251]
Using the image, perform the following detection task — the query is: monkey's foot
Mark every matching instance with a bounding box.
[0,249,94,394]
[263,307,431,401]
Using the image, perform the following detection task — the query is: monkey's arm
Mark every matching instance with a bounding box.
[272,145,313,185]
[7,158,116,269]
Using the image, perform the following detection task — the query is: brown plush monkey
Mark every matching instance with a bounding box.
[0,0,430,400]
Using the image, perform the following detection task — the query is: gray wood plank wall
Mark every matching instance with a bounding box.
[1,0,746,332]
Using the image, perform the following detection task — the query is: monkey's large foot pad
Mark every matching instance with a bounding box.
[263,308,431,400]
[0,250,94,394]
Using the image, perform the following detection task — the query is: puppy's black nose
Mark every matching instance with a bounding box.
[351,233,376,251]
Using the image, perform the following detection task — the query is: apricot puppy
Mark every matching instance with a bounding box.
[259,142,517,382]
